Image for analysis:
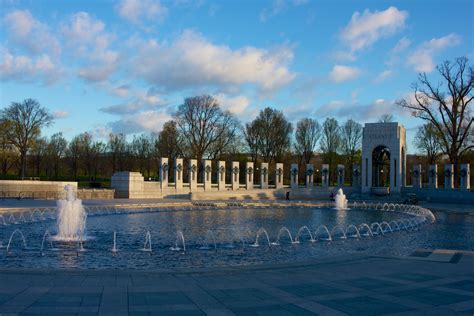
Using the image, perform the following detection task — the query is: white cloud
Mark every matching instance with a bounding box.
[53,111,69,119]
[375,69,393,82]
[329,65,361,83]
[407,33,461,73]
[0,51,62,84]
[62,12,119,82]
[116,0,168,24]
[260,0,286,22]
[131,30,295,93]
[341,6,408,53]
[109,110,172,134]
[3,9,61,57]
[214,93,250,114]
[392,37,411,54]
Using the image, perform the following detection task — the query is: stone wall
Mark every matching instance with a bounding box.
[76,189,115,200]
[0,180,77,199]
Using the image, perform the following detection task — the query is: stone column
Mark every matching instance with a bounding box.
[231,161,240,190]
[188,159,198,191]
[275,163,284,189]
[305,164,314,188]
[444,164,454,189]
[260,162,269,189]
[428,164,438,189]
[460,164,470,190]
[246,162,254,190]
[159,157,169,189]
[203,160,212,191]
[218,161,226,191]
[321,164,329,188]
[175,158,183,190]
[352,164,361,187]
[337,164,345,187]
[291,164,298,189]
[412,164,422,189]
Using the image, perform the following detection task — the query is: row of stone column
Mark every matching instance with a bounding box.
[411,163,470,190]
[289,164,352,188]
[158,158,284,190]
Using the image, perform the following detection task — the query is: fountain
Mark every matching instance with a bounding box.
[334,188,348,210]
[55,185,87,241]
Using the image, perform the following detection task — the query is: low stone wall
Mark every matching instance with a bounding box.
[190,186,360,201]
[76,189,115,200]
[0,180,77,199]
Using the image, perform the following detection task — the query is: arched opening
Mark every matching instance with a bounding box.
[372,146,390,187]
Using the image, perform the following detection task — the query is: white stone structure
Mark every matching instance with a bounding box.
[290,164,298,189]
[261,162,269,189]
[412,164,422,188]
[232,161,240,190]
[246,162,254,190]
[460,164,470,190]
[275,163,284,189]
[160,158,169,189]
[361,122,406,194]
[175,158,183,190]
[337,164,344,187]
[444,164,454,189]
[305,164,314,188]
[189,159,198,191]
[203,160,212,190]
[218,161,226,191]
[321,164,329,188]
[428,164,438,189]
[111,172,144,198]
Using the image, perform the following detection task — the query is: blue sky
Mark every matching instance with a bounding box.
[0,0,472,153]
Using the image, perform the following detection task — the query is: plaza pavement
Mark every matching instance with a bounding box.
[0,252,473,316]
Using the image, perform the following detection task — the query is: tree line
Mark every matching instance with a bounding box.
[1,57,472,186]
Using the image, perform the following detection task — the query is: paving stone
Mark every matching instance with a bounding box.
[230,303,316,315]
[441,280,474,292]
[339,277,400,289]
[278,283,343,297]
[318,295,412,315]
[384,272,442,282]
[392,288,473,306]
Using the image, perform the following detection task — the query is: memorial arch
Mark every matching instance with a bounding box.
[361,122,406,195]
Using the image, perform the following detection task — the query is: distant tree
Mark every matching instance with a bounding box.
[30,137,48,177]
[108,133,127,173]
[157,121,182,160]
[46,132,67,179]
[66,135,81,178]
[294,118,321,164]
[397,57,473,184]
[132,133,153,177]
[414,123,442,164]
[320,118,341,184]
[0,99,53,178]
[340,119,363,183]
[378,113,394,122]
[0,119,18,177]
[175,95,240,160]
[244,107,292,164]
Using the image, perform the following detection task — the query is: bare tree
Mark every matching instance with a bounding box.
[175,95,240,160]
[244,107,292,164]
[414,123,442,164]
[340,119,363,183]
[30,137,48,177]
[0,99,53,178]
[378,113,394,122]
[294,118,321,164]
[66,135,81,178]
[320,118,341,184]
[132,133,153,177]
[397,57,473,184]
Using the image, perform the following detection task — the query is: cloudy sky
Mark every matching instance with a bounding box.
[0,0,472,152]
